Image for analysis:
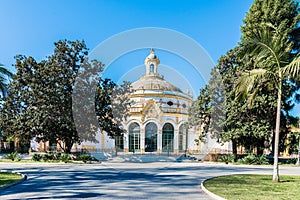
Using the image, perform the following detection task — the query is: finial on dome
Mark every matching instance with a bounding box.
[150,48,155,54]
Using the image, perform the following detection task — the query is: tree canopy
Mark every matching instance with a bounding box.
[190,0,300,162]
[0,40,131,153]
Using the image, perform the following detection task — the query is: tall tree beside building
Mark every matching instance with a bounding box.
[236,0,300,182]
[0,40,88,152]
[192,0,300,162]
[0,40,131,153]
[241,0,300,51]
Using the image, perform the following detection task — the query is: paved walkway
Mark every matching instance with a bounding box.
[1,161,300,199]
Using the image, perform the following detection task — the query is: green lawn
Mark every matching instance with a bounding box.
[0,172,22,187]
[203,174,300,200]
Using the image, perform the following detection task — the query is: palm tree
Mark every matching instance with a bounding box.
[0,63,13,97]
[235,25,300,182]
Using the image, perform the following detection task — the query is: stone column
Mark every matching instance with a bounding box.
[174,129,179,154]
[184,129,188,153]
[157,129,162,153]
[124,133,129,153]
[140,127,145,153]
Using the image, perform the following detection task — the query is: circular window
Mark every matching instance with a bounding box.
[167,101,173,106]
[182,103,186,108]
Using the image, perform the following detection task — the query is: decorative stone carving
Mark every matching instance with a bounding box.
[145,105,159,119]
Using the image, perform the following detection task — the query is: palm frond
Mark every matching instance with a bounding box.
[235,68,268,102]
[0,64,13,78]
[0,64,13,97]
[281,56,300,78]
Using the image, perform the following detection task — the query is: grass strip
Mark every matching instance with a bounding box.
[0,172,22,187]
[204,174,300,200]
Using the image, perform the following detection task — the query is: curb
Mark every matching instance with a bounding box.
[200,179,226,200]
[0,170,27,190]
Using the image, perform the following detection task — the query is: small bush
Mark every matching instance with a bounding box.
[77,154,93,163]
[42,153,54,161]
[4,152,19,161]
[32,154,43,161]
[60,154,71,163]
[237,154,268,165]
[255,155,269,165]
[33,152,71,162]
[53,152,62,160]
[285,158,297,164]
[218,154,235,164]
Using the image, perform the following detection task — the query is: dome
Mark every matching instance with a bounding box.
[132,49,190,97]
[132,75,183,93]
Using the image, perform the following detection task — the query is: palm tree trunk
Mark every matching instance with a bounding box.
[273,76,282,182]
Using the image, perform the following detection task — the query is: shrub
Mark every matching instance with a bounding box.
[237,154,268,165]
[77,154,93,163]
[4,152,19,161]
[255,155,269,165]
[285,158,297,164]
[53,152,61,160]
[32,154,43,161]
[42,153,54,161]
[218,154,235,164]
[60,154,71,163]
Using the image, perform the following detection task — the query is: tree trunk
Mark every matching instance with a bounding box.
[273,77,282,182]
[232,139,237,162]
[64,141,73,154]
[257,139,265,155]
[14,134,20,153]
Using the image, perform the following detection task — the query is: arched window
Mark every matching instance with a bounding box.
[162,123,174,153]
[150,63,154,73]
[115,135,124,151]
[128,122,140,153]
[179,124,188,152]
[145,122,157,152]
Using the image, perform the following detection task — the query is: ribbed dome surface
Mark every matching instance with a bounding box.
[132,75,182,93]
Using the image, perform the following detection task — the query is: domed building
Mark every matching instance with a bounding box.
[31,49,232,156]
[117,49,200,154]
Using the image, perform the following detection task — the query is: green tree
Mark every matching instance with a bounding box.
[241,0,300,152]
[192,48,273,159]
[0,40,88,152]
[236,25,300,181]
[241,0,300,51]
[236,0,300,182]
[0,63,13,97]
[188,85,211,143]
[218,48,275,155]
[95,79,131,138]
[72,59,132,144]
[0,40,131,153]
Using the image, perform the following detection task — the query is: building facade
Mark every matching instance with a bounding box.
[119,49,199,154]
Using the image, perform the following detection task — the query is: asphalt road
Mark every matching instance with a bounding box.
[1,161,300,200]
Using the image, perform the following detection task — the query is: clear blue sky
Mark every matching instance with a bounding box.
[0,0,253,69]
[1,0,299,116]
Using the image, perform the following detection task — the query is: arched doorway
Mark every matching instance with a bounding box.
[145,122,157,152]
[162,123,174,153]
[128,122,140,153]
